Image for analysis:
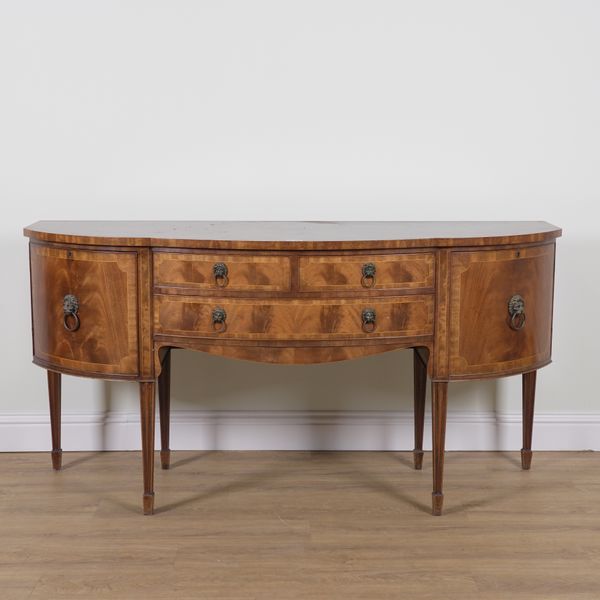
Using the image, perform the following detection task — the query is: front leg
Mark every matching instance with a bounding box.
[140,381,156,515]
[431,381,448,516]
[47,370,62,470]
[521,370,537,470]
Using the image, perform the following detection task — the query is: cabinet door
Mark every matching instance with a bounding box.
[30,244,139,377]
[448,243,555,378]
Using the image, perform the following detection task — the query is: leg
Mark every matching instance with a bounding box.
[521,370,537,470]
[47,370,62,470]
[140,381,156,515]
[158,350,171,470]
[413,350,427,470]
[431,381,448,516]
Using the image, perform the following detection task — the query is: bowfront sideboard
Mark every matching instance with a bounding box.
[24,221,561,515]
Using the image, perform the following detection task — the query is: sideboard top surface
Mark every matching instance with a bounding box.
[24,221,561,250]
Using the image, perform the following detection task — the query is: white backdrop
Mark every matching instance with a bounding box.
[1,1,598,451]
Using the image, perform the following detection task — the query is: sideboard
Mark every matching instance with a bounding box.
[24,221,561,515]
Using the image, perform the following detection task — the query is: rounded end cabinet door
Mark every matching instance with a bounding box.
[448,243,555,379]
[29,243,139,378]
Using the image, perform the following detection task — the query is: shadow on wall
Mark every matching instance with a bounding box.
[95,348,498,450]
[169,348,496,413]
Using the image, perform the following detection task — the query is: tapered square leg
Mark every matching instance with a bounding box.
[158,350,171,470]
[413,350,427,470]
[431,381,448,516]
[140,381,156,515]
[47,371,62,470]
[521,370,537,470]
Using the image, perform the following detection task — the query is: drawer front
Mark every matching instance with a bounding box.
[154,295,434,340]
[449,244,555,377]
[30,244,139,376]
[154,251,292,291]
[298,253,434,291]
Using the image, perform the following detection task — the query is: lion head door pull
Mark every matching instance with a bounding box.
[63,294,80,332]
[508,294,526,331]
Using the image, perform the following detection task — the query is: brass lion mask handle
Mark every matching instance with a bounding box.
[361,308,377,333]
[63,294,80,332]
[213,262,229,287]
[508,294,526,331]
[212,307,227,333]
[361,262,376,288]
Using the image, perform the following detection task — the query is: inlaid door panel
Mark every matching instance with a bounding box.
[30,244,139,376]
[448,243,555,378]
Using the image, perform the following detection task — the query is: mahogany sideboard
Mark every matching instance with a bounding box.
[24,221,561,516]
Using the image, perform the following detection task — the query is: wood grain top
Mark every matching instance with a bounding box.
[24,221,561,250]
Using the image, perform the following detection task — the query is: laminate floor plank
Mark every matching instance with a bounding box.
[0,451,598,599]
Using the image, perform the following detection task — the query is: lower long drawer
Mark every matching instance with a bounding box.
[154,295,434,340]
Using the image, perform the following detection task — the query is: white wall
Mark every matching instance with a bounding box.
[1,1,598,450]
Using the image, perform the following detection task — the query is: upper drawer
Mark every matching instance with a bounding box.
[154,251,292,292]
[29,244,139,376]
[298,253,435,292]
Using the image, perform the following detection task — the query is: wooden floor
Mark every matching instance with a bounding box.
[0,451,599,599]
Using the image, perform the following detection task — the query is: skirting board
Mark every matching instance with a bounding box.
[0,410,598,452]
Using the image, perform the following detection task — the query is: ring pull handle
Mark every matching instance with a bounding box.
[213,262,229,287]
[361,262,376,288]
[212,307,227,333]
[361,308,377,333]
[63,294,80,332]
[508,294,526,331]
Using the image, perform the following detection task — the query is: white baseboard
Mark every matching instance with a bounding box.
[0,410,598,452]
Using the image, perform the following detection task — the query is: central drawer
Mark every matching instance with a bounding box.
[154,295,434,340]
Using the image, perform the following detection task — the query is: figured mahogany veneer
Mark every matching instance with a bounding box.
[448,244,555,378]
[154,295,434,340]
[29,243,139,377]
[24,221,561,516]
[154,251,292,292]
[298,253,435,292]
